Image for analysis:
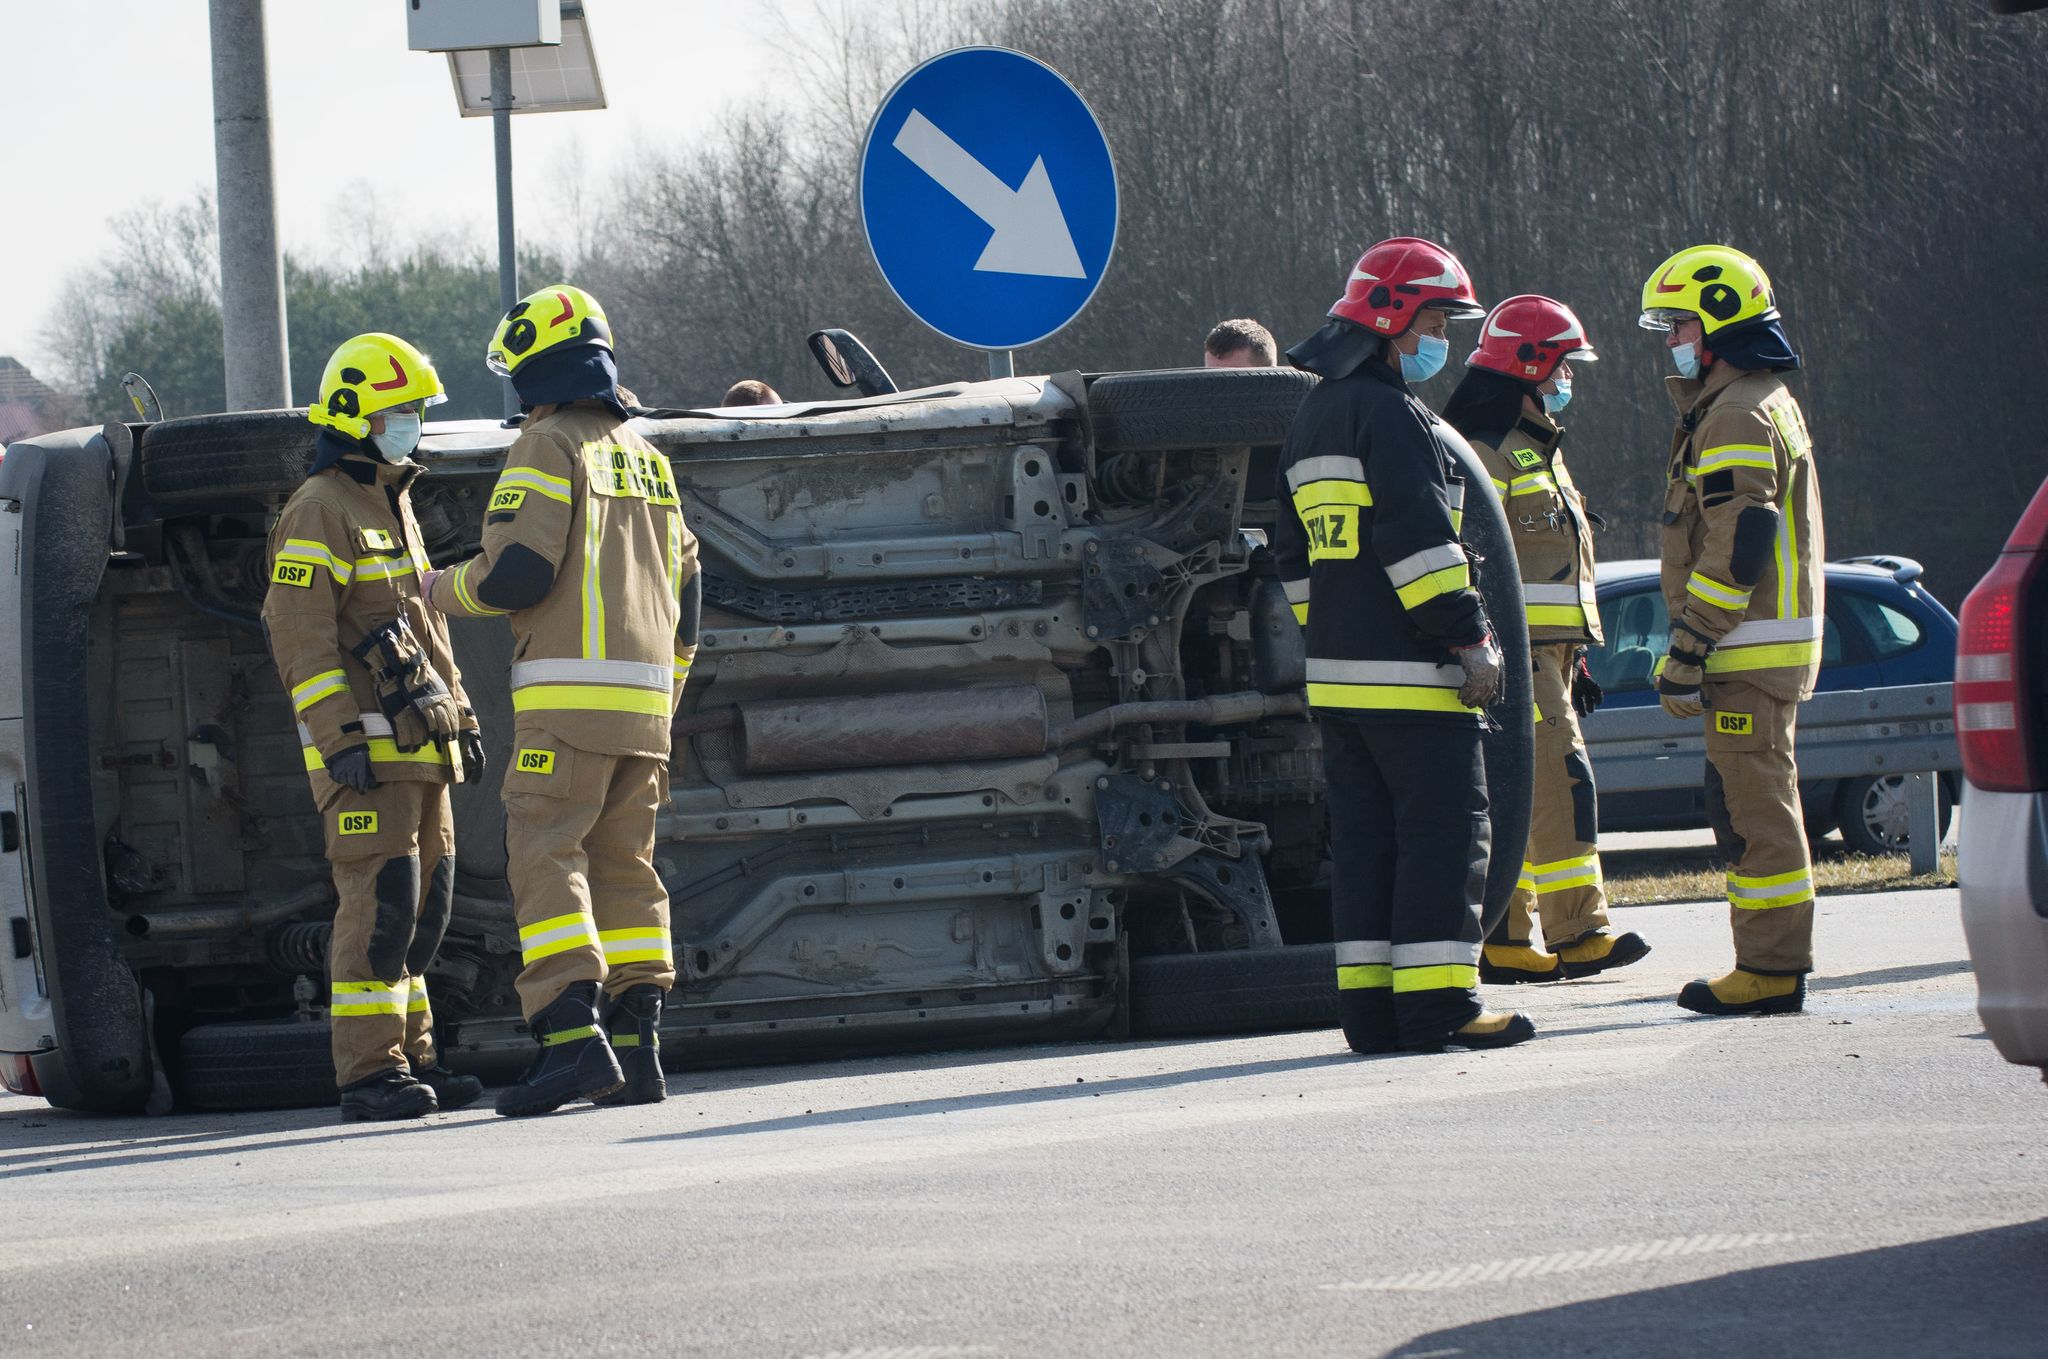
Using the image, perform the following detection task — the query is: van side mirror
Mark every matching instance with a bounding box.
[807,329,898,396]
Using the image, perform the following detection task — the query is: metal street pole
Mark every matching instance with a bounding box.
[209,0,291,410]
[490,47,519,419]
[987,350,1014,379]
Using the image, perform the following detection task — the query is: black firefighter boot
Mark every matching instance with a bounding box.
[495,980,625,1117]
[594,984,667,1106]
[414,1062,485,1112]
[340,1068,438,1122]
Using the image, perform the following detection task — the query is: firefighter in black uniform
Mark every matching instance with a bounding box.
[1276,236,1535,1054]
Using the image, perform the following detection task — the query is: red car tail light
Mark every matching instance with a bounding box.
[1956,480,2048,792]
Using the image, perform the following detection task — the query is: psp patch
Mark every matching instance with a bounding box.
[1715,711,1754,736]
[1509,446,1544,471]
[337,810,380,836]
[271,559,316,588]
[515,748,556,775]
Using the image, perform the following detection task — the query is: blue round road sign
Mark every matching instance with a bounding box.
[860,47,1118,352]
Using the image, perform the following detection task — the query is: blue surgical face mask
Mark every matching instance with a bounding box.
[1399,333,1450,384]
[370,411,422,460]
[1670,342,1702,380]
[1542,376,1573,415]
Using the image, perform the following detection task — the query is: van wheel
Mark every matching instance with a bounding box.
[1088,368,1317,453]
[140,409,312,506]
[177,1019,336,1111]
[1128,943,1337,1037]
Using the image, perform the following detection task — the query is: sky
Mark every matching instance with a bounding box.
[0,1,801,377]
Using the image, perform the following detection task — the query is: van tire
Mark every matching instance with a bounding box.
[177,1019,336,1111]
[1128,943,1337,1037]
[1089,368,1317,453]
[140,410,313,506]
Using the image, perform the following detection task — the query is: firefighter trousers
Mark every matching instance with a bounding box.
[1321,713,1489,1050]
[503,731,677,1021]
[1703,679,1814,974]
[1491,643,1609,949]
[314,779,456,1087]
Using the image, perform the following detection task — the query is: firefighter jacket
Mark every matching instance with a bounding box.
[1469,412,1602,647]
[1274,360,1490,720]
[430,402,700,759]
[263,451,474,782]
[1660,363,1826,704]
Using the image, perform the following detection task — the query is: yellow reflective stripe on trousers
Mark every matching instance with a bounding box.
[331,980,409,1017]
[1526,853,1601,893]
[292,668,349,713]
[582,495,607,660]
[494,467,573,504]
[1391,964,1479,993]
[1334,940,1393,990]
[1706,640,1821,675]
[599,927,671,965]
[276,539,353,583]
[408,976,429,1014]
[513,684,672,717]
[1727,867,1814,910]
[519,911,602,965]
[1686,572,1752,611]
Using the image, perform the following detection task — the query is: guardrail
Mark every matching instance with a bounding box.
[1582,682,1957,872]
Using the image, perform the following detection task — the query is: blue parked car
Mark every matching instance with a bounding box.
[1585,555,1959,851]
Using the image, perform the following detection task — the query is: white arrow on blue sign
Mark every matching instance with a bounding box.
[860,47,1118,353]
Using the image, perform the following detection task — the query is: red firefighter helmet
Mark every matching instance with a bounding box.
[1328,236,1485,335]
[1466,295,1598,382]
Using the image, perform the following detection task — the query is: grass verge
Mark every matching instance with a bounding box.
[1605,848,1957,907]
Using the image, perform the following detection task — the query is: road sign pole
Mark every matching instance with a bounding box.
[987,350,1015,379]
[490,46,519,419]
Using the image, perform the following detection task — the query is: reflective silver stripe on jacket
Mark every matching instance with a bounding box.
[1523,583,1583,604]
[1306,658,1463,688]
[1718,616,1822,647]
[297,713,398,744]
[1282,577,1311,604]
[1384,542,1467,589]
[510,658,672,691]
[1285,454,1367,491]
[1334,940,1393,965]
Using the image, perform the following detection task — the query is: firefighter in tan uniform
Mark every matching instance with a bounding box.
[425,285,700,1116]
[1640,246,1825,1015]
[1442,297,1649,985]
[263,333,487,1121]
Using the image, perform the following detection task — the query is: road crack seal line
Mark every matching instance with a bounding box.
[1319,1231,1809,1292]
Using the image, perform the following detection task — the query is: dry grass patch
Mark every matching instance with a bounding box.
[1606,849,1957,907]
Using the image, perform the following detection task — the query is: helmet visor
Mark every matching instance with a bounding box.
[1433,300,1488,321]
[1638,307,1694,332]
[486,350,513,377]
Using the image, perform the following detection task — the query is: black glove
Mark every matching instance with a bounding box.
[1571,651,1604,716]
[460,729,486,782]
[327,745,378,794]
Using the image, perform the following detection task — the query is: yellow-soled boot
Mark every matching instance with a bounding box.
[1676,968,1806,1017]
[1480,944,1566,985]
[1408,1010,1537,1052]
[1556,930,1651,979]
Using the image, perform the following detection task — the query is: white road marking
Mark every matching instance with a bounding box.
[1321,1231,1808,1292]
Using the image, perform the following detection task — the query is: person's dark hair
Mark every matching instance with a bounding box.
[1440,366,1529,444]
[722,379,782,406]
[1203,317,1277,365]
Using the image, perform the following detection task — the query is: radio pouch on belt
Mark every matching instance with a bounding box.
[350,615,464,752]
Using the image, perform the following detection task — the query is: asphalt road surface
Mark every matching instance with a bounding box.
[1,887,2042,1358]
